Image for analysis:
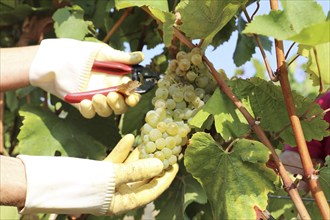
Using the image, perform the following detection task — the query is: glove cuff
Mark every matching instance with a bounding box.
[17,155,115,216]
[29,39,105,99]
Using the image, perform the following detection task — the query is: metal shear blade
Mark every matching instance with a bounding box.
[64,61,159,103]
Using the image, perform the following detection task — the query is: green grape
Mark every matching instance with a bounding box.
[154,99,166,109]
[154,151,165,161]
[191,47,203,55]
[139,49,215,170]
[195,76,209,88]
[162,148,172,159]
[155,138,166,150]
[163,159,170,169]
[166,122,179,136]
[168,155,178,165]
[149,128,162,141]
[145,111,159,127]
[172,145,182,155]
[178,58,191,72]
[157,121,167,133]
[176,67,186,76]
[191,53,202,66]
[168,59,178,72]
[176,51,187,60]
[166,99,176,110]
[145,141,156,153]
[165,136,176,149]
[155,87,169,99]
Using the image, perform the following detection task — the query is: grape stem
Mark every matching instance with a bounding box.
[270,1,329,219]
[241,5,278,82]
[172,26,312,220]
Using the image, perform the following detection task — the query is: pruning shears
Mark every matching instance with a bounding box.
[64,61,159,103]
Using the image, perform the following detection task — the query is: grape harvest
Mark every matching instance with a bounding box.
[138,48,216,169]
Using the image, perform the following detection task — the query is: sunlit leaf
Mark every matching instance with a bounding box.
[298,43,330,89]
[184,132,277,219]
[243,0,327,45]
[233,16,272,67]
[176,0,246,49]
[52,6,91,40]
[16,106,107,159]
[229,77,330,146]
[189,88,250,141]
[115,0,169,12]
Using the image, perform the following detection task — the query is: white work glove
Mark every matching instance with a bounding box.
[17,134,178,216]
[29,38,143,119]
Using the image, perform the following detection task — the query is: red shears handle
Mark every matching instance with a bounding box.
[64,61,134,103]
[91,61,133,75]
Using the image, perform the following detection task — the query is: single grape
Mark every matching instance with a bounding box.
[168,155,177,165]
[149,128,162,141]
[145,141,156,153]
[191,53,202,66]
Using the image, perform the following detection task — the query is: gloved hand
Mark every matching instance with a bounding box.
[17,134,178,216]
[29,38,143,119]
[104,134,179,215]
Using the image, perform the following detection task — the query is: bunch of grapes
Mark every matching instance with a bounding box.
[138,48,216,169]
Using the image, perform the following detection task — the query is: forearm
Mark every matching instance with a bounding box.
[0,156,27,208]
[0,45,39,91]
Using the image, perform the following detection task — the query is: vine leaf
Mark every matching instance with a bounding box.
[122,88,155,134]
[233,16,272,67]
[175,0,246,49]
[298,43,330,88]
[229,77,330,146]
[243,0,327,46]
[189,88,250,141]
[52,5,92,40]
[154,172,207,220]
[154,177,185,220]
[115,0,169,12]
[16,106,107,159]
[184,132,277,219]
[114,0,175,47]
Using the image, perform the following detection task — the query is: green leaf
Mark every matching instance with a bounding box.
[52,6,91,40]
[298,43,330,88]
[229,77,330,146]
[189,88,250,141]
[184,132,277,219]
[267,189,297,219]
[234,16,272,67]
[148,7,176,47]
[121,88,155,134]
[243,0,327,45]
[154,177,185,220]
[16,106,107,159]
[319,156,330,201]
[183,175,208,215]
[176,0,246,49]
[115,0,169,12]
[289,21,330,46]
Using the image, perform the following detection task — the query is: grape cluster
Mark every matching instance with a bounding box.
[138,48,215,169]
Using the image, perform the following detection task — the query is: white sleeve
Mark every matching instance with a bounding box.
[29,39,106,99]
[17,155,115,216]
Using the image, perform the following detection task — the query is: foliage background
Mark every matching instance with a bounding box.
[0,0,329,219]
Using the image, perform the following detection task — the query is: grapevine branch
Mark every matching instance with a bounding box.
[102,8,133,43]
[241,6,277,82]
[270,1,329,219]
[172,27,311,219]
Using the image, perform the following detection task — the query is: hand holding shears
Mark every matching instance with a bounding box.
[29,39,158,119]
[65,60,159,118]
